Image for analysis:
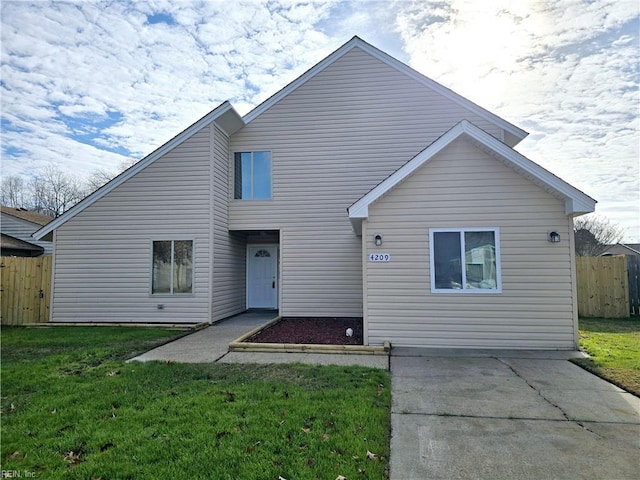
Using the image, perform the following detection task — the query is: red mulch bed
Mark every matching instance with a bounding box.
[244,317,363,345]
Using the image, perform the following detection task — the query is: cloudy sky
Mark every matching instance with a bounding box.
[1,0,638,241]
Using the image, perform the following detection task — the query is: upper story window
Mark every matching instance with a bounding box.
[429,228,502,294]
[234,151,271,200]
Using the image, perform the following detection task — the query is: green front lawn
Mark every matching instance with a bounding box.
[1,327,390,479]
[572,317,640,396]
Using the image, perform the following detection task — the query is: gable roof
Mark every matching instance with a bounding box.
[243,36,527,146]
[34,36,528,241]
[1,206,53,226]
[348,120,596,234]
[34,101,244,240]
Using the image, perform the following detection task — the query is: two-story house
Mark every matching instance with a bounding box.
[34,37,595,349]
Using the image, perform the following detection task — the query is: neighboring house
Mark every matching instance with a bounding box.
[601,243,640,257]
[34,37,596,349]
[1,206,53,256]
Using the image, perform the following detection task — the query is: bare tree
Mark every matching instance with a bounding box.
[86,167,117,191]
[574,215,625,256]
[1,175,27,207]
[30,165,86,217]
[86,158,139,192]
[3,159,137,215]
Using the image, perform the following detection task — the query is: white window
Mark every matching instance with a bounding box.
[429,228,501,293]
[234,151,271,200]
[152,240,193,294]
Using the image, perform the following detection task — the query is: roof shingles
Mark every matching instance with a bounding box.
[1,206,53,226]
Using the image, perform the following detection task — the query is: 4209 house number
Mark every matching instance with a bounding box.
[369,253,390,262]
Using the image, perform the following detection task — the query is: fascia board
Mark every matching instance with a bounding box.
[34,101,240,240]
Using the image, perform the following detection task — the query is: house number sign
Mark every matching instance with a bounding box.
[369,253,390,262]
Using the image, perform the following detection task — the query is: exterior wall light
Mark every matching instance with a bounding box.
[549,231,561,243]
[374,234,383,246]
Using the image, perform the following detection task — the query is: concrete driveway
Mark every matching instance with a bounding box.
[390,348,640,480]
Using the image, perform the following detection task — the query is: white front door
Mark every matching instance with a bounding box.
[247,245,278,309]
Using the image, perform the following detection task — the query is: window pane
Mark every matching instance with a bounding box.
[252,151,271,199]
[241,153,252,199]
[152,241,172,294]
[433,232,462,289]
[233,153,243,199]
[465,231,497,289]
[173,240,193,294]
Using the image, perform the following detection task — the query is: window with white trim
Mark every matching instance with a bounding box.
[234,151,271,200]
[429,228,501,293]
[152,240,193,294]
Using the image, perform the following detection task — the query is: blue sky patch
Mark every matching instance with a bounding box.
[59,110,130,156]
[146,12,176,26]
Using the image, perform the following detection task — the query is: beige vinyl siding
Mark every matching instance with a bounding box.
[212,125,246,320]
[1,214,53,255]
[229,47,503,317]
[51,127,213,323]
[365,137,576,349]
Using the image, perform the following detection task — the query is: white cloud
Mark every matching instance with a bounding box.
[1,0,638,240]
[393,0,639,241]
[1,0,337,169]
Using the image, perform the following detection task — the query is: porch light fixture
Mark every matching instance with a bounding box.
[549,231,561,243]
[374,234,383,246]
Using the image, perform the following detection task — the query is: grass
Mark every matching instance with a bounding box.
[1,326,390,479]
[572,317,640,396]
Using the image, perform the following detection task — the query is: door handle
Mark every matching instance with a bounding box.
[272,280,275,288]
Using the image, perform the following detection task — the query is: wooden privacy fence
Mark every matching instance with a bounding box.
[628,255,640,316]
[1,256,52,325]
[576,255,638,318]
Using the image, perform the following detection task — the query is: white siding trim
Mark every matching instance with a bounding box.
[279,228,284,312]
[208,125,215,323]
[568,216,580,348]
[361,219,369,346]
[243,37,527,143]
[34,102,243,240]
[348,120,596,231]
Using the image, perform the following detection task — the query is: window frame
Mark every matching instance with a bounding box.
[429,227,502,294]
[233,151,272,200]
[150,238,195,296]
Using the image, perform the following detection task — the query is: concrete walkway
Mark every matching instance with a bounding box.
[390,348,640,480]
[131,311,276,363]
[132,315,639,479]
[131,311,388,368]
